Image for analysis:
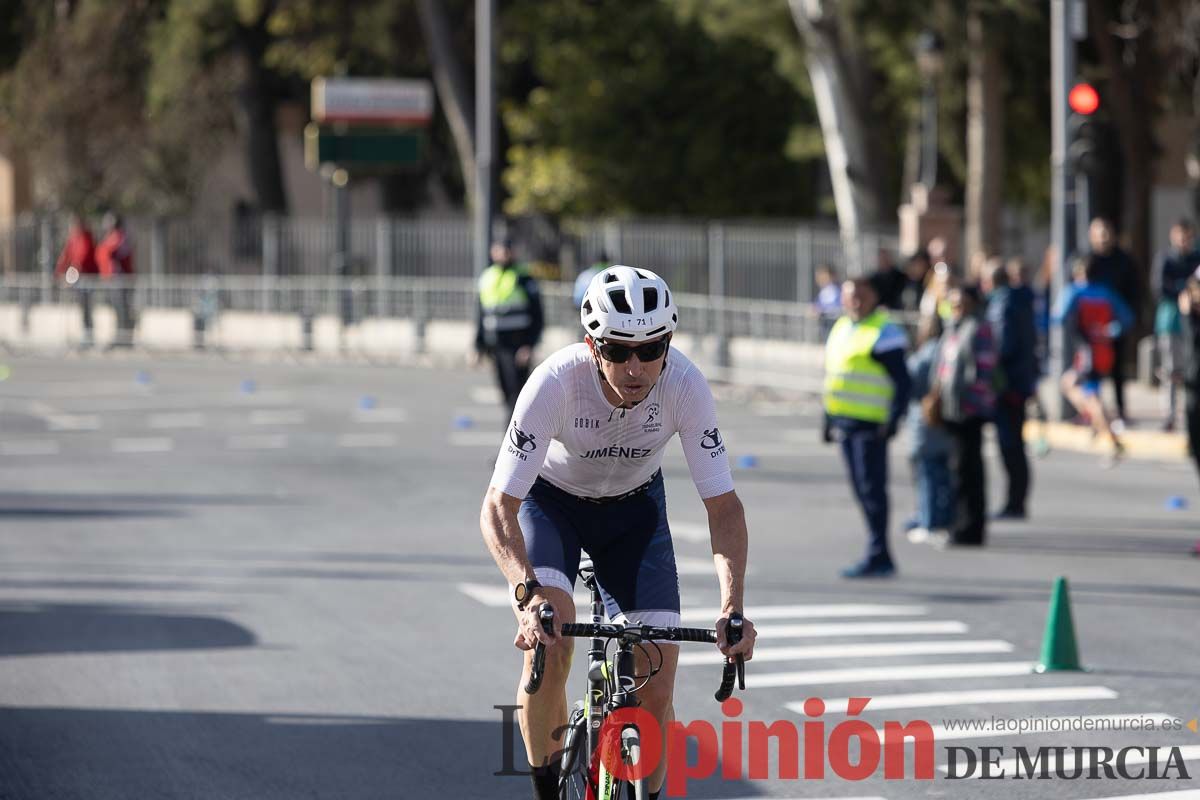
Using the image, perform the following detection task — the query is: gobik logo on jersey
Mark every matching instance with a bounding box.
[507,424,538,461]
[700,428,726,458]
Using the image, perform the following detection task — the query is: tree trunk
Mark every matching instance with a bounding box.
[1088,0,1160,327]
[233,35,287,215]
[789,0,882,274]
[416,0,476,210]
[965,3,1005,263]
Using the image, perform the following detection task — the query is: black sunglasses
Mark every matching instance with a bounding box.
[596,336,671,363]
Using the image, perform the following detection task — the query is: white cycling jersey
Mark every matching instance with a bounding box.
[489,343,734,501]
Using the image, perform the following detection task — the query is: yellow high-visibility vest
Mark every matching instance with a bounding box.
[478,265,528,313]
[823,310,895,423]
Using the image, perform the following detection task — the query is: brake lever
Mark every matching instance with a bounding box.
[523,604,556,695]
[713,612,745,702]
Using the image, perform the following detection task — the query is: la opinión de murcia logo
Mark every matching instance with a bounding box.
[493,699,1195,796]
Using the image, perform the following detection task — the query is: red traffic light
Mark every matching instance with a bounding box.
[1069,83,1099,115]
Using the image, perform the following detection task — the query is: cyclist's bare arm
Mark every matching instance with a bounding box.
[480,486,559,648]
[703,489,756,659]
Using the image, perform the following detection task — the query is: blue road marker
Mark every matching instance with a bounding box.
[134,370,151,385]
[240,379,257,394]
[1166,495,1188,511]
[454,415,474,430]
[359,396,377,410]
[736,454,759,469]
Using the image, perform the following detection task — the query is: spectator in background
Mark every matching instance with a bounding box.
[872,247,908,310]
[920,261,956,321]
[1085,218,1141,428]
[983,258,1038,520]
[901,251,932,312]
[927,286,996,547]
[813,263,842,340]
[821,275,912,578]
[1178,275,1200,486]
[96,212,136,348]
[1056,256,1135,467]
[54,214,99,349]
[572,250,611,310]
[904,313,954,544]
[475,238,544,419]
[1152,220,1200,431]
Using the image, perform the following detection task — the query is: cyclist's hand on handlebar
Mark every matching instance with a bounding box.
[716,615,756,661]
[514,597,560,650]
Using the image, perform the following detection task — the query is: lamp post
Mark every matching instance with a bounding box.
[916,29,945,192]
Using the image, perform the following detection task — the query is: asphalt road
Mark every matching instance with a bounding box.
[0,350,1197,800]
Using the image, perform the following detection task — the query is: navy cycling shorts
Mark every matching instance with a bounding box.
[518,471,681,628]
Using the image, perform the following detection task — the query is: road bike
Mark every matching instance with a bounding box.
[526,560,745,799]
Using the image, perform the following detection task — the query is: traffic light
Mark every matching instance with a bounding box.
[1067,82,1100,175]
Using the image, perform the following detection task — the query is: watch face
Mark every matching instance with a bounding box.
[515,583,528,603]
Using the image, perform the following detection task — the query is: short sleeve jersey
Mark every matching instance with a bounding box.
[489,343,734,500]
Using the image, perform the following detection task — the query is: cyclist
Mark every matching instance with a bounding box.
[480,265,757,800]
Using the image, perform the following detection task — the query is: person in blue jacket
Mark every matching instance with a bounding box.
[1055,257,1135,467]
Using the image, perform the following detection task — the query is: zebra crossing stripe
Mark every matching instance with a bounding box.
[680,604,928,622]
[795,686,1119,714]
[677,639,1013,667]
[750,661,1034,688]
[758,621,968,638]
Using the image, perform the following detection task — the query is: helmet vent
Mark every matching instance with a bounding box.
[664,290,670,306]
[582,299,592,314]
[642,287,658,311]
[608,289,632,314]
[587,320,601,331]
[604,272,619,283]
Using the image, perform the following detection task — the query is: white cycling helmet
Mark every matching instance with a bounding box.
[580,265,678,342]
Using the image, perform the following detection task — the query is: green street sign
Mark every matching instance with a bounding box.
[304,124,424,171]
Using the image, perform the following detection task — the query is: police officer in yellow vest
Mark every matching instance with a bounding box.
[475,238,544,417]
[822,275,912,578]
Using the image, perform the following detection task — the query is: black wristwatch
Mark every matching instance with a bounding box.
[514,578,543,610]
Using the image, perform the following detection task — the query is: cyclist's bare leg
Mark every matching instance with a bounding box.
[634,642,679,794]
[516,585,577,769]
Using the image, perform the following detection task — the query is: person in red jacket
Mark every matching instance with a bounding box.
[96,212,136,346]
[55,214,99,348]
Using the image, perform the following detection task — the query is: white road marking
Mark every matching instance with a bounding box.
[148,412,206,429]
[750,661,1035,688]
[670,522,709,543]
[470,387,502,405]
[249,409,306,426]
[680,604,929,622]
[457,582,589,608]
[794,686,1120,714]
[675,557,719,576]
[46,414,100,431]
[112,437,174,454]
[677,639,1013,667]
[352,408,408,423]
[919,713,1180,743]
[0,441,61,456]
[337,433,398,448]
[759,620,969,638]
[449,431,501,447]
[226,434,289,450]
[940,744,1200,778]
[1071,791,1200,800]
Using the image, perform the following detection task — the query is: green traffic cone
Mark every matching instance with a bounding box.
[1034,576,1084,673]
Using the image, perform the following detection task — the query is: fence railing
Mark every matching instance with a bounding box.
[1,273,920,356]
[0,215,899,305]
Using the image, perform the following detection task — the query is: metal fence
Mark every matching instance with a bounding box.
[0,272,869,349]
[0,214,898,305]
